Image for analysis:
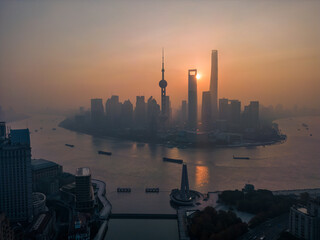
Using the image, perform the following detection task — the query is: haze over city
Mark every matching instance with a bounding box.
[1,0,320,112]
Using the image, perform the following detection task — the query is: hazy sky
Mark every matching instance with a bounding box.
[1,0,320,112]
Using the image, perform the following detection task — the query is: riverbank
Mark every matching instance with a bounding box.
[59,117,286,149]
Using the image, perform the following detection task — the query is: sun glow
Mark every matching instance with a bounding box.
[196,73,201,80]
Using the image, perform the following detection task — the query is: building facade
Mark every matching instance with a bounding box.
[210,50,218,122]
[75,168,94,212]
[90,98,104,126]
[188,69,198,130]
[0,127,33,222]
[289,198,320,240]
[201,91,211,131]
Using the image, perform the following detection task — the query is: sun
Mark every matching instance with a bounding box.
[196,73,201,80]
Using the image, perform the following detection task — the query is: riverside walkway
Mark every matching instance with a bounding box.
[92,179,112,240]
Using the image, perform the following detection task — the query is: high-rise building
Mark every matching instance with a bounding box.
[0,126,33,222]
[134,96,146,129]
[243,101,259,129]
[105,95,122,128]
[210,50,218,121]
[165,95,171,124]
[219,98,229,120]
[147,96,160,134]
[201,91,211,131]
[75,168,94,212]
[249,101,259,128]
[121,100,133,128]
[90,99,104,126]
[289,197,320,240]
[188,69,198,130]
[181,100,187,125]
[229,100,241,125]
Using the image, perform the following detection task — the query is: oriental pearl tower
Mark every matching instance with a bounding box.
[159,49,167,117]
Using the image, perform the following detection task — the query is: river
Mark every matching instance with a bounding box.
[9,115,320,194]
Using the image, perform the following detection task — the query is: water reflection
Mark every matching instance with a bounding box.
[195,165,209,188]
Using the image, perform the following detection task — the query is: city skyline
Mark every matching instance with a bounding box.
[1,1,320,112]
[1,1,320,240]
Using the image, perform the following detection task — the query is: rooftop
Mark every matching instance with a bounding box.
[31,158,61,171]
[76,167,91,177]
[297,207,308,215]
[10,129,30,146]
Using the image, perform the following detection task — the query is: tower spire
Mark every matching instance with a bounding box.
[159,48,168,119]
[161,48,165,81]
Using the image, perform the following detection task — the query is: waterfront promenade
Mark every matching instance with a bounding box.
[92,179,112,240]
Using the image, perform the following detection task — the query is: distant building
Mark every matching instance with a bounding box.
[121,100,133,128]
[180,100,187,126]
[243,101,260,129]
[188,69,198,130]
[289,197,320,240]
[0,107,4,121]
[0,126,33,222]
[75,168,94,212]
[242,184,255,193]
[165,95,172,124]
[210,50,218,121]
[90,98,104,126]
[218,98,241,130]
[229,100,241,126]
[105,95,122,128]
[219,98,229,121]
[147,96,160,135]
[201,91,211,131]
[134,96,146,129]
[0,212,15,240]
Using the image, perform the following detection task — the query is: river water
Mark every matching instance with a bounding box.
[10,115,320,194]
[10,115,320,239]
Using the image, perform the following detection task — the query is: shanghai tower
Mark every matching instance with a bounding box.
[210,50,218,121]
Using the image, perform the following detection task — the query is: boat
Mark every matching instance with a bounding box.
[98,150,112,156]
[163,157,183,164]
[65,144,74,148]
[233,155,250,160]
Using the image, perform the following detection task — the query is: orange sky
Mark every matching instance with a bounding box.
[0,0,320,112]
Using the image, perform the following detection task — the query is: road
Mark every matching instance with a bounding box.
[238,213,289,240]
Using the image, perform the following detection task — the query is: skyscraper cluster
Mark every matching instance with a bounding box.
[181,50,260,132]
[88,94,164,134]
[78,49,261,142]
